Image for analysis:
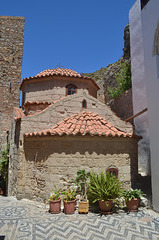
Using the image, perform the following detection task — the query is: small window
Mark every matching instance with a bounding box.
[66,84,77,96]
[82,99,87,109]
[106,168,118,177]
[9,82,12,93]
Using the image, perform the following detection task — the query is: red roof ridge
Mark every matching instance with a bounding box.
[24,96,68,118]
[24,101,52,106]
[20,68,100,90]
[14,107,25,121]
[25,111,134,138]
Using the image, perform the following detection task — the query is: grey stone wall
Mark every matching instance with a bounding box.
[108,89,133,124]
[0,16,24,149]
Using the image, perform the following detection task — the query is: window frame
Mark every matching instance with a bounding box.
[106,168,118,178]
[66,84,77,96]
[82,99,87,109]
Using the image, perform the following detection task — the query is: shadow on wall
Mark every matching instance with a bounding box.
[24,135,139,186]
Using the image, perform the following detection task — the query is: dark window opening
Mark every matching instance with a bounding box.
[141,0,150,10]
[9,82,12,93]
[82,99,87,109]
[106,168,118,177]
[66,84,77,96]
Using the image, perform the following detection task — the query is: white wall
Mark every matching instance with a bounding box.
[129,0,150,175]
[141,0,159,212]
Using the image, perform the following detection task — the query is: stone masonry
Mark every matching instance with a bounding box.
[0,16,24,149]
[8,89,139,200]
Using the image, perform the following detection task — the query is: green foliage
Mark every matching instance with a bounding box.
[62,188,77,203]
[108,61,132,98]
[0,144,9,183]
[88,171,123,204]
[48,187,61,201]
[123,189,145,201]
[74,169,90,200]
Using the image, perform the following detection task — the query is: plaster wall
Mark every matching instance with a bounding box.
[20,93,133,137]
[22,77,98,104]
[129,0,150,174]
[141,0,159,211]
[9,136,138,200]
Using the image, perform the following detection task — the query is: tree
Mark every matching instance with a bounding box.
[108,61,132,99]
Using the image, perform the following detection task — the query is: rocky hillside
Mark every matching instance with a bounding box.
[81,25,130,103]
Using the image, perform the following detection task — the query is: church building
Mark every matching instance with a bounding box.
[8,68,140,200]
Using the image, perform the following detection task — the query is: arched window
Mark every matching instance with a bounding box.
[82,99,87,109]
[66,84,77,96]
[106,168,118,178]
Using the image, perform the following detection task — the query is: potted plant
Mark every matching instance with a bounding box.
[88,171,123,214]
[62,188,77,214]
[48,188,61,214]
[123,189,145,212]
[74,169,90,214]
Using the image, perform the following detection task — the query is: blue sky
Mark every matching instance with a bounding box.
[1,0,136,80]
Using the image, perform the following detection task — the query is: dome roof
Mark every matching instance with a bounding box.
[35,68,81,78]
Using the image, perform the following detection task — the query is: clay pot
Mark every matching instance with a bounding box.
[49,199,61,214]
[99,200,113,214]
[126,198,139,212]
[78,200,89,214]
[0,189,4,196]
[63,199,76,214]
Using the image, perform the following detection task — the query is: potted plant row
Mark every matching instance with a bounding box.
[48,171,145,215]
[48,187,77,214]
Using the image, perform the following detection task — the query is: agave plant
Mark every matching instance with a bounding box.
[88,171,123,204]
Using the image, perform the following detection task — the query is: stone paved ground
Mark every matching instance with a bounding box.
[0,196,159,240]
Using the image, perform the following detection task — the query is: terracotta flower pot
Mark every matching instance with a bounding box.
[0,189,4,196]
[126,198,139,212]
[78,200,89,214]
[63,199,76,214]
[99,200,113,214]
[49,198,61,214]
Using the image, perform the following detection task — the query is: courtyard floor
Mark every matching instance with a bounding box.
[0,196,159,240]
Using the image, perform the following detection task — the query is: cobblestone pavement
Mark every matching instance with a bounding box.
[0,196,159,240]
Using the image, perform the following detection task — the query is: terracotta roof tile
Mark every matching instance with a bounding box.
[14,107,25,121]
[25,111,133,138]
[24,101,52,106]
[20,68,100,90]
[35,68,81,78]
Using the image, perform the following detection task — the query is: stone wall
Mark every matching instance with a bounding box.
[9,135,138,200]
[0,16,24,149]
[20,92,133,136]
[108,89,133,123]
[21,76,98,106]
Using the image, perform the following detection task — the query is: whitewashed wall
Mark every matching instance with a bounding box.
[129,0,150,175]
[140,0,159,212]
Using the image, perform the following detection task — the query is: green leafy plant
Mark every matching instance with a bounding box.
[108,61,132,98]
[62,188,77,203]
[123,189,145,201]
[74,169,90,200]
[0,144,9,188]
[48,187,61,201]
[88,171,123,204]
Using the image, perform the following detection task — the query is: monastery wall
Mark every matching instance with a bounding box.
[22,76,98,105]
[0,16,24,149]
[9,135,138,200]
